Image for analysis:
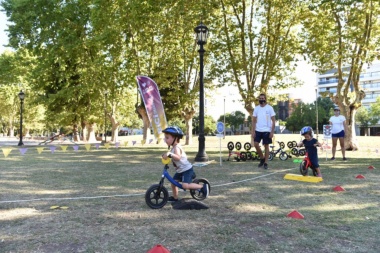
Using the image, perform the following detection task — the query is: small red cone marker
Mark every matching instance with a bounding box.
[147,244,171,253]
[368,165,375,170]
[356,174,365,179]
[333,185,345,192]
[287,210,304,219]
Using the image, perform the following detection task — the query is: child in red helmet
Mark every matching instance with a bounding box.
[162,126,209,202]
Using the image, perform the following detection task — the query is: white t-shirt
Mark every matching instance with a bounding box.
[329,115,346,134]
[253,104,276,132]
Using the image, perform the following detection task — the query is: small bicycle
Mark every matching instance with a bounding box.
[227,141,247,161]
[299,152,318,176]
[269,141,289,161]
[145,158,211,209]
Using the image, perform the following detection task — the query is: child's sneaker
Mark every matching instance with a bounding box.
[330,157,335,160]
[317,173,322,178]
[201,184,209,198]
[168,196,178,202]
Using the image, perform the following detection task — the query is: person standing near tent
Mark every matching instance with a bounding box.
[329,106,348,161]
[252,93,276,169]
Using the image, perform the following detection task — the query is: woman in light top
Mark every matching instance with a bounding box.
[329,106,348,161]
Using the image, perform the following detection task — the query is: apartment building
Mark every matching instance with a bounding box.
[317,63,380,109]
[317,62,380,134]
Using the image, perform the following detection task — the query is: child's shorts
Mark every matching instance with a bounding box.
[173,168,196,183]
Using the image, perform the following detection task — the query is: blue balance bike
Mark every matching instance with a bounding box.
[145,158,211,209]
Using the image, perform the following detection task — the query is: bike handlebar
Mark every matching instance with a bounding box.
[162,157,171,165]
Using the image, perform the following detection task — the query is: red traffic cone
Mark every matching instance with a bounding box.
[356,174,365,179]
[333,185,345,192]
[368,165,375,170]
[287,210,304,219]
[147,244,171,253]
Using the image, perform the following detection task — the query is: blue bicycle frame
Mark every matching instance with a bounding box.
[161,165,184,190]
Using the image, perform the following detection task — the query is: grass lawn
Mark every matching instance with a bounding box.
[0,134,379,253]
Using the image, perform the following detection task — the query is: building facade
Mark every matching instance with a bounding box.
[316,62,380,133]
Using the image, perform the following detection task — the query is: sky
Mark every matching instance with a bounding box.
[0,10,317,121]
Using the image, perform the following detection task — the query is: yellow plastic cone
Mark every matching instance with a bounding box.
[104,143,110,149]
[60,145,68,151]
[141,139,146,145]
[85,144,91,151]
[2,148,12,158]
[37,147,44,154]
[124,141,128,147]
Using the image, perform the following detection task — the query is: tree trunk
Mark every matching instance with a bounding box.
[73,124,80,142]
[108,113,120,143]
[81,122,88,142]
[182,107,196,145]
[246,107,254,145]
[86,123,97,142]
[25,128,31,137]
[344,106,359,151]
[136,104,150,142]
[9,126,15,137]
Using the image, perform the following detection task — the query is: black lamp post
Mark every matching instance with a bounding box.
[18,90,25,146]
[194,22,209,162]
[104,90,108,143]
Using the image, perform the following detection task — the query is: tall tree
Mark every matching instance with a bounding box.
[209,0,305,144]
[301,0,380,150]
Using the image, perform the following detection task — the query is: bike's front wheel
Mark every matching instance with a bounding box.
[190,178,211,201]
[145,184,169,209]
[300,160,308,176]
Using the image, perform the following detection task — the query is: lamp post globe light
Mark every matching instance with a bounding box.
[18,90,25,146]
[194,22,209,162]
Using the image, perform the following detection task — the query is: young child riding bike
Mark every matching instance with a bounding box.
[161,126,209,202]
[298,126,323,178]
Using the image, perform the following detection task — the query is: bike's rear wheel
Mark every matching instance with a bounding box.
[251,151,258,161]
[240,152,247,161]
[235,142,242,150]
[268,152,274,161]
[145,184,169,209]
[279,152,288,161]
[190,178,211,201]
[227,141,234,151]
[300,161,308,176]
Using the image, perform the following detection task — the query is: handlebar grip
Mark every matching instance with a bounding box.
[162,157,171,165]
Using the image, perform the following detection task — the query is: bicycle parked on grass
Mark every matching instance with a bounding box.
[240,142,274,161]
[227,141,248,161]
[269,141,289,161]
[145,158,211,209]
